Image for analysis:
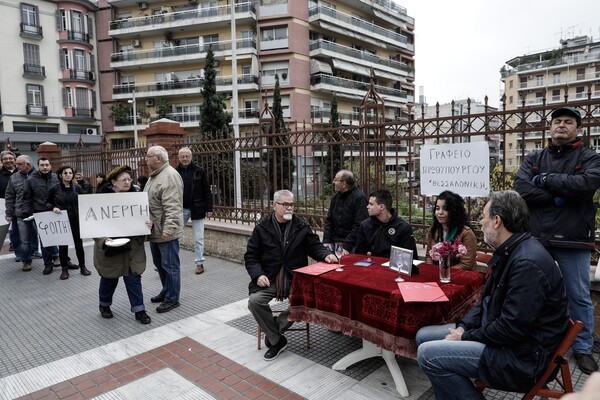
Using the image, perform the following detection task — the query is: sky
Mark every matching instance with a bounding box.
[397,0,600,107]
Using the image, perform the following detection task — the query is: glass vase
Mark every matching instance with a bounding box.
[439,257,451,283]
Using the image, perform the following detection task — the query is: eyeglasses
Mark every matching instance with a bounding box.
[275,202,294,208]
[116,178,133,183]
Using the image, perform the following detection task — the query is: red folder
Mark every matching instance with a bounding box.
[398,282,449,302]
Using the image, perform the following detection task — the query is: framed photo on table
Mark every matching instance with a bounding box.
[389,246,413,276]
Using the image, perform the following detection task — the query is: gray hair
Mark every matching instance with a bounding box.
[178,147,192,155]
[488,190,529,233]
[338,169,355,186]
[17,154,33,166]
[273,189,293,203]
[1,150,15,159]
[150,146,169,162]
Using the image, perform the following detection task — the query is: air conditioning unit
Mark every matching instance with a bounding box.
[131,39,141,47]
[138,2,148,10]
[86,128,98,136]
[145,99,155,107]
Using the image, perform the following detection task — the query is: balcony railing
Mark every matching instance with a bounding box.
[109,2,255,31]
[309,39,409,72]
[23,64,45,77]
[26,104,48,116]
[505,51,600,76]
[111,39,256,64]
[239,108,259,119]
[310,73,407,99]
[72,108,94,118]
[69,69,95,81]
[20,23,42,38]
[165,112,200,124]
[67,30,90,43]
[112,74,259,95]
[518,71,600,90]
[309,5,407,45]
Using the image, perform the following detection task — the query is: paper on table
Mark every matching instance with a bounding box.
[294,262,341,276]
[382,259,424,267]
[398,282,449,302]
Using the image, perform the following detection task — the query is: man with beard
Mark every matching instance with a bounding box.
[245,189,337,361]
[415,191,568,400]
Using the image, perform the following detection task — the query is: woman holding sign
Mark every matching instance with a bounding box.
[424,190,477,270]
[93,165,153,325]
[47,165,91,280]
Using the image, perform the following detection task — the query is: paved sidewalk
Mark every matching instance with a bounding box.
[0,242,596,399]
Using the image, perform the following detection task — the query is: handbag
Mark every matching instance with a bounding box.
[102,240,132,257]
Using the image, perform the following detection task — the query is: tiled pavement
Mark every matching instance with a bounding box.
[0,240,597,399]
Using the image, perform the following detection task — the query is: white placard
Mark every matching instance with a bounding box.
[420,142,490,197]
[33,211,74,247]
[0,198,7,226]
[78,192,151,238]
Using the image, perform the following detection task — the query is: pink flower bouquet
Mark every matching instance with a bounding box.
[429,239,468,262]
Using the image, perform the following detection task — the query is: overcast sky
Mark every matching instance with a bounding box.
[398,0,600,107]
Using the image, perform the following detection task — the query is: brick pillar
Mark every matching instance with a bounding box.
[143,118,186,167]
[36,142,62,171]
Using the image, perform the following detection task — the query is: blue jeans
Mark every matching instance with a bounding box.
[10,219,21,259]
[99,271,145,313]
[150,239,181,303]
[547,248,594,354]
[182,209,205,265]
[17,218,34,263]
[416,324,486,400]
[41,245,58,268]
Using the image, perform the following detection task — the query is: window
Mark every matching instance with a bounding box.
[60,49,70,69]
[243,99,259,118]
[75,87,89,110]
[242,65,251,76]
[265,95,290,118]
[62,87,72,108]
[120,75,136,86]
[260,26,288,50]
[23,43,40,65]
[509,80,513,89]
[260,0,288,16]
[26,84,44,106]
[13,122,59,133]
[553,72,561,84]
[261,61,289,85]
[552,89,560,101]
[576,86,585,99]
[173,104,200,123]
[58,10,67,31]
[71,10,83,32]
[201,34,219,50]
[535,75,543,86]
[509,95,513,104]
[21,3,37,26]
[74,49,86,71]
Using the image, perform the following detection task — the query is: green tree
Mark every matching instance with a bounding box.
[323,93,342,195]
[200,46,232,139]
[155,98,171,119]
[264,74,295,195]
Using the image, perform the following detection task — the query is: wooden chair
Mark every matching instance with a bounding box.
[474,319,584,399]
[475,251,493,277]
[257,310,310,350]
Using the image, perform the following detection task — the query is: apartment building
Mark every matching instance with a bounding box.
[0,0,103,156]
[99,0,415,147]
[501,35,600,167]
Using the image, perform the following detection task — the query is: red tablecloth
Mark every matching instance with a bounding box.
[289,254,485,357]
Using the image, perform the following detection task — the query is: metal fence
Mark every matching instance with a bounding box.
[59,91,600,249]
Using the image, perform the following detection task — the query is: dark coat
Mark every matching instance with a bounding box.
[245,213,332,295]
[458,233,569,392]
[46,182,82,218]
[22,170,59,215]
[176,161,213,220]
[354,209,418,258]
[323,186,368,251]
[0,166,16,198]
[77,179,92,194]
[514,138,600,249]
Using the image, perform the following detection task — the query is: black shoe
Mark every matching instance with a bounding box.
[99,306,113,319]
[150,293,165,303]
[263,335,287,361]
[265,336,273,348]
[67,262,79,270]
[43,266,53,275]
[135,311,152,324]
[575,353,599,375]
[156,301,180,313]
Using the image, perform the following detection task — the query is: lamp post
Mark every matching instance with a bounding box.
[127,90,138,147]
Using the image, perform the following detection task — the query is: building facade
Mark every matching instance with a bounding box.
[0,0,103,157]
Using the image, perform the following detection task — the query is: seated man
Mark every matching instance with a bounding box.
[354,189,417,258]
[245,189,336,361]
[416,191,569,400]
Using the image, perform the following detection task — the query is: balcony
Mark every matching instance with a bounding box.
[26,104,48,116]
[111,38,256,69]
[20,23,42,39]
[310,73,407,104]
[66,30,91,44]
[72,108,95,118]
[309,5,409,51]
[112,74,259,99]
[66,69,96,82]
[23,64,46,79]
[505,51,600,77]
[518,70,600,91]
[108,2,256,38]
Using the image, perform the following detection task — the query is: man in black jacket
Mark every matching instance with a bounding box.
[416,191,569,399]
[355,189,417,258]
[176,147,213,274]
[245,189,336,361]
[323,169,368,253]
[514,106,600,374]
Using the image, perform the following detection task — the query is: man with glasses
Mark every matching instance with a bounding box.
[1,151,19,259]
[145,146,184,313]
[245,189,337,361]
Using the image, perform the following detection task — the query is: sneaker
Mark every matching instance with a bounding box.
[263,335,287,361]
[99,306,113,319]
[575,353,599,375]
[22,262,32,272]
[52,257,60,267]
[150,293,165,303]
[135,311,152,324]
[32,252,42,259]
[156,301,180,313]
[195,264,205,274]
[43,266,53,275]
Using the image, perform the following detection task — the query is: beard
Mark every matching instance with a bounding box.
[482,225,498,248]
[282,212,293,221]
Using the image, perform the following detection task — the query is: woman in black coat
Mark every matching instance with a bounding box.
[47,165,91,280]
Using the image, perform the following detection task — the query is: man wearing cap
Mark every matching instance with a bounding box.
[514,106,600,374]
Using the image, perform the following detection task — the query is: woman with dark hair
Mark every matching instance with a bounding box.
[95,172,109,193]
[425,190,477,270]
[47,165,91,280]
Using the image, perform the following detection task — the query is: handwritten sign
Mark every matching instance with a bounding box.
[78,192,151,238]
[420,142,489,197]
[33,211,74,247]
[0,198,7,226]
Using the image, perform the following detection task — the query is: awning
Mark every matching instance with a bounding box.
[374,69,405,82]
[332,58,370,77]
[310,59,333,75]
[373,8,406,29]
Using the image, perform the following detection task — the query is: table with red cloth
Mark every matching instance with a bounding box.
[289,254,486,358]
